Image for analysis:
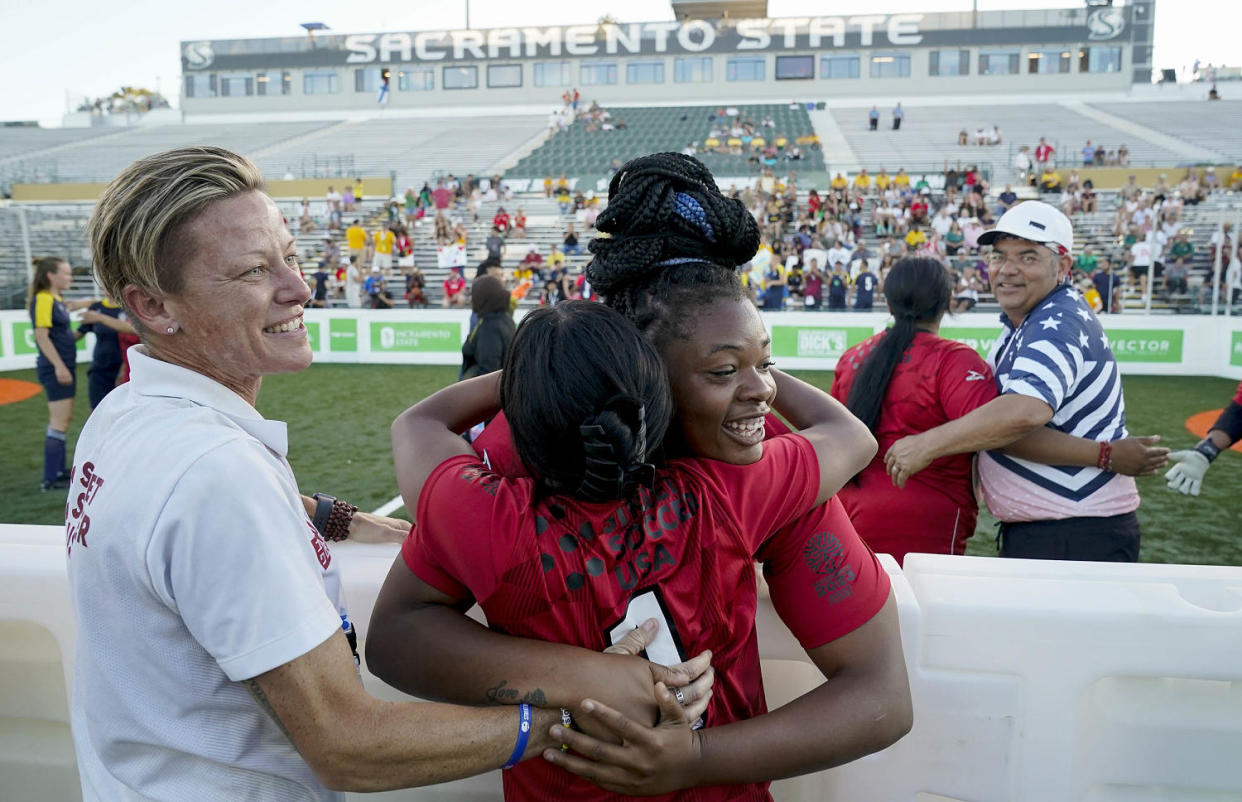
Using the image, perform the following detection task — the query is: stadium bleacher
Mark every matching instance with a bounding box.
[1090,99,1242,162]
[506,104,825,188]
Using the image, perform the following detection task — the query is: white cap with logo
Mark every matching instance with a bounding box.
[978,201,1074,255]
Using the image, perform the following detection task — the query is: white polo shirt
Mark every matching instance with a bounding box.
[67,347,348,801]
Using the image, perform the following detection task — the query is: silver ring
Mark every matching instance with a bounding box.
[673,686,686,706]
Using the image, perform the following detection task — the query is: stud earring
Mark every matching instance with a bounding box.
[166,326,175,334]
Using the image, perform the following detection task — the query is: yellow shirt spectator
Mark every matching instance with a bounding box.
[1229,168,1242,190]
[853,172,871,190]
[374,229,395,255]
[345,224,367,252]
[830,174,847,191]
[352,180,364,200]
[893,172,910,188]
[904,229,927,249]
[875,172,891,190]
[548,250,566,269]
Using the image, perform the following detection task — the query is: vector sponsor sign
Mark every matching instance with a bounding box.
[370,321,461,353]
[1106,329,1183,363]
[771,325,871,359]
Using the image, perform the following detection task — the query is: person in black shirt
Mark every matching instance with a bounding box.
[78,298,136,409]
[854,262,878,311]
[827,262,849,310]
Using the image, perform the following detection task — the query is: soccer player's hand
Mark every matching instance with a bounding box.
[604,618,714,721]
[1108,435,1169,476]
[54,364,73,386]
[884,434,935,488]
[542,683,704,796]
[1165,450,1211,496]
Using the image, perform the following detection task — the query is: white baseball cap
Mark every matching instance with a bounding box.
[978,201,1074,255]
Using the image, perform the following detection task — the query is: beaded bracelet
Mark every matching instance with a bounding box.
[1096,441,1113,471]
[312,493,357,542]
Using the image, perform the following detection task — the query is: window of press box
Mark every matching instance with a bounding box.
[488,64,522,88]
[675,57,712,83]
[580,62,618,86]
[185,74,216,98]
[775,55,814,80]
[726,56,765,82]
[443,65,479,89]
[929,50,970,76]
[820,54,860,79]
[626,61,665,84]
[304,71,340,94]
[1028,49,1072,74]
[355,69,382,92]
[1081,46,1122,73]
[870,53,911,78]
[399,68,434,91]
[978,50,1020,75]
[534,61,572,87]
[256,71,291,96]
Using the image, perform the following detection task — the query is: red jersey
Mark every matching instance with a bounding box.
[830,331,997,564]
[444,274,465,296]
[1035,143,1054,163]
[411,426,889,802]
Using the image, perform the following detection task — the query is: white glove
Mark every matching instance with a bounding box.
[1164,450,1211,496]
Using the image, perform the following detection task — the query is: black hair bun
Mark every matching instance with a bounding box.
[586,153,759,299]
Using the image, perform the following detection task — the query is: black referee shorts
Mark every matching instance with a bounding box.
[998,512,1141,562]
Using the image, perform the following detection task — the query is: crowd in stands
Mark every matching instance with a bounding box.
[691,105,820,165]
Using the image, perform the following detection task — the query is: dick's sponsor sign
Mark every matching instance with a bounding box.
[772,326,871,359]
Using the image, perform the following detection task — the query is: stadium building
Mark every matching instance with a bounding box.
[177,3,1151,115]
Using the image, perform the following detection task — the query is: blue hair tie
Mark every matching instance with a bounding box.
[672,192,716,242]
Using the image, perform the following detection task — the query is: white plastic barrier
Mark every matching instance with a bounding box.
[3,527,1241,801]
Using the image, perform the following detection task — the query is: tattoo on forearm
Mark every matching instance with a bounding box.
[485,679,547,707]
[243,679,296,745]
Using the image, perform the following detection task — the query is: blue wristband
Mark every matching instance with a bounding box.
[502,703,532,770]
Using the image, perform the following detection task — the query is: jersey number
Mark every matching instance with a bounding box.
[606,589,684,666]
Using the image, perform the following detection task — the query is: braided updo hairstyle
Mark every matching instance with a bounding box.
[586,152,761,348]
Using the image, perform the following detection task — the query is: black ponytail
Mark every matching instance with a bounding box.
[500,302,672,502]
[586,152,759,347]
[845,257,952,433]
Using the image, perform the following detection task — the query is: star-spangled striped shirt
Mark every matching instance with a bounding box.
[978,282,1139,521]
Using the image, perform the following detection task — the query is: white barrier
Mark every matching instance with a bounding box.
[2,526,1241,801]
[3,310,1241,380]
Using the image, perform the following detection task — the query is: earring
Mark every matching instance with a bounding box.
[166,326,175,334]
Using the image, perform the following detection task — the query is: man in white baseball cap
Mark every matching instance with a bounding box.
[884,200,1165,562]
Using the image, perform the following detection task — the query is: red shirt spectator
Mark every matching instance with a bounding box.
[1034,139,1055,166]
[492,209,511,234]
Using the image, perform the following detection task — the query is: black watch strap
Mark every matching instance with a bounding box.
[312,493,336,536]
[1194,438,1222,463]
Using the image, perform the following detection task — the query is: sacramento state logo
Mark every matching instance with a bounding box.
[183,41,215,70]
[1086,8,1125,40]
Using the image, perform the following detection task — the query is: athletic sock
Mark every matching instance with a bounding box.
[44,426,67,484]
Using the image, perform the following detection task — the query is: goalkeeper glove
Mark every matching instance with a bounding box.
[1164,439,1221,496]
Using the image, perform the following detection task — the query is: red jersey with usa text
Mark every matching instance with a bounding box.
[404,432,886,802]
[830,331,998,563]
[474,413,889,651]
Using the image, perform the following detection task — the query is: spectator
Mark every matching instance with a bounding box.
[562,222,581,256]
[951,264,983,312]
[373,224,395,271]
[1117,144,1129,166]
[485,226,505,263]
[853,169,872,195]
[555,185,573,215]
[1093,256,1121,314]
[1073,244,1099,280]
[827,262,849,310]
[1081,140,1095,166]
[854,261,878,311]
[442,267,467,308]
[308,265,330,308]
[345,219,366,264]
[460,275,516,380]
[1034,137,1055,169]
[869,106,880,130]
[366,267,394,309]
[988,126,1003,146]
[1039,167,1063,193]
[996,184,1019,216]
[803,259,824,308]
[884,202,1167,561]
[944,220,965,256]
[957,129,969,147]
[405,266,427,308]
[892,102,904,130]
[344,255,363,309]
[431,180,452,211]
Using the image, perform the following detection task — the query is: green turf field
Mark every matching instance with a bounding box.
[2,365,1238,566]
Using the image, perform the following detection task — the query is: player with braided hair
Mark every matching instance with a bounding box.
[370,154,910,799]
